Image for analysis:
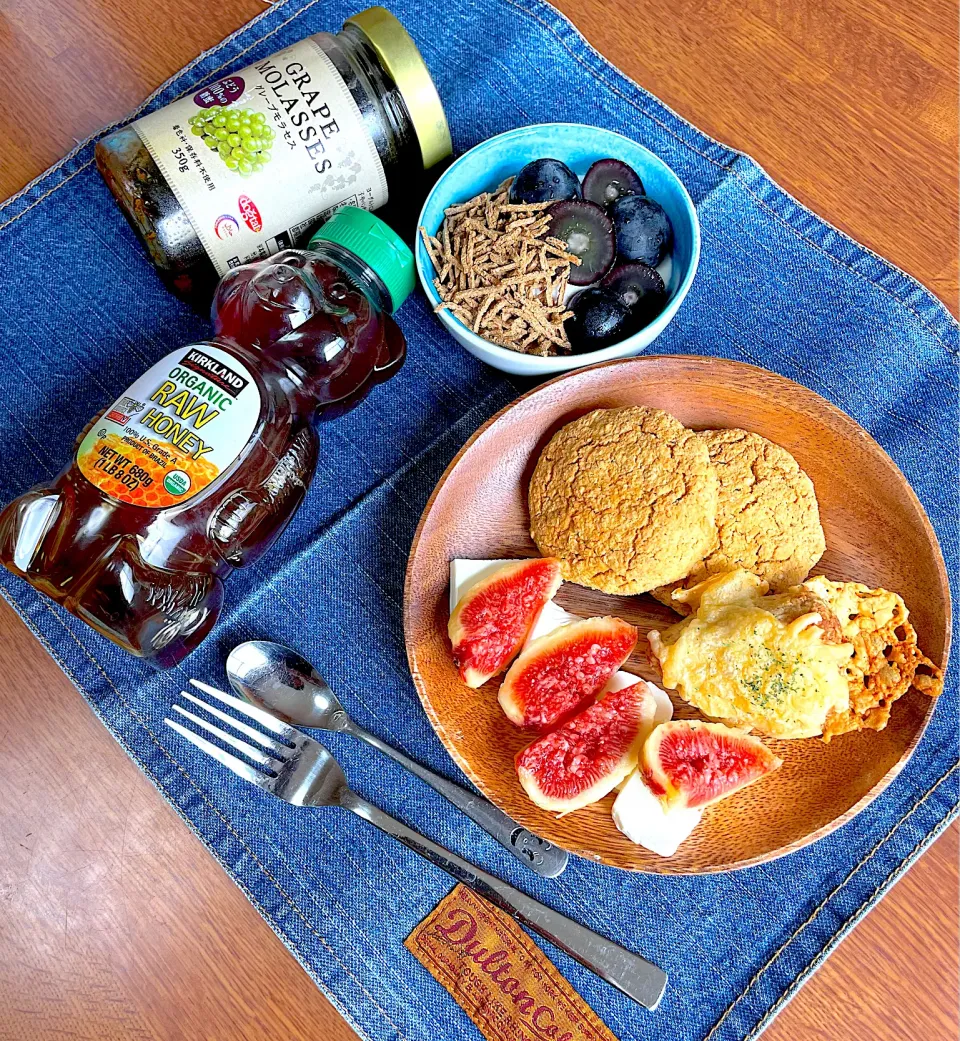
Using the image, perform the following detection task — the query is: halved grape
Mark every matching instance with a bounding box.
[600,262,667,324]
[582,159,644,209]
[547,200,616,285]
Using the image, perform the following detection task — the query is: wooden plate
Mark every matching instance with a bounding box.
[403,357,950,873]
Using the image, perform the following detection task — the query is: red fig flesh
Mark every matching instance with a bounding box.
[642,720,782,810]
[498,616,637,731]
[448,558,563,687]
[516,682,657,814]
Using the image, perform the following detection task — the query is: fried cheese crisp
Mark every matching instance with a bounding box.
[649,569,853,739]
[803,576,943,741]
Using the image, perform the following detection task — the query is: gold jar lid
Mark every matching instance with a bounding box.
[345,6,452,170]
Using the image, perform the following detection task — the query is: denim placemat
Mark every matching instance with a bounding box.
[1,1,957,1039]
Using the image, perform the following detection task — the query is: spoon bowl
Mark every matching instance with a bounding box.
[227,640,351,732]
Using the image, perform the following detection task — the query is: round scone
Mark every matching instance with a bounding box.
[652,428,825,612]
[529,406,719,594]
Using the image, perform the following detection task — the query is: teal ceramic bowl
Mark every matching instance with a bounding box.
[416,123,700,376]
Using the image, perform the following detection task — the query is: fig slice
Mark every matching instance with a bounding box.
[448,558,563,687]
[516,682,658,815]
[642,720,782,810]
[498,616,638,731]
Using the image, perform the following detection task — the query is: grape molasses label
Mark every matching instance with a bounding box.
[133,38,387,275]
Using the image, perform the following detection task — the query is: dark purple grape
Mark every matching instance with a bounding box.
[601,262,667,323]
[581,159,644,209]
[547,200,616,285]
[564,287,639,353]
[611,194,673,266]
[509,159,581,204]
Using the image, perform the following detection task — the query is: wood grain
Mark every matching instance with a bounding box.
[0,0,955,1038]
[0,595,358,1041]
[404,356,950,872]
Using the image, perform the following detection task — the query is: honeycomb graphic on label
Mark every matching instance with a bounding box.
[78,431,220,509]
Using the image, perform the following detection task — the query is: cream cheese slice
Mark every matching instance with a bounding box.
[612,770,702,857]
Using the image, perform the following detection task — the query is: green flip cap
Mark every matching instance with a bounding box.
[308,207,414,313]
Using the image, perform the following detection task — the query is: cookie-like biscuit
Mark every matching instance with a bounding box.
[652,428,825,612]
[529,406,718,594]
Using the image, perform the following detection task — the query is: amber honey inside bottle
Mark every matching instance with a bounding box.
[0,209,412,667]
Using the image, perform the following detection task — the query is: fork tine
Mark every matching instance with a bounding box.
[172,705,284,771]
[181,689,290,755]
[165,718,275,790]
[188,678,295,737]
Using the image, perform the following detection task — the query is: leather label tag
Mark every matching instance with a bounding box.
[405,884,618,1041]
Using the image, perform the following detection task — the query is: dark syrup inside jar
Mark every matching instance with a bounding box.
[94,6,450,300]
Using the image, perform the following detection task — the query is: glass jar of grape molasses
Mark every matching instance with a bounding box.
[95,6,451,298]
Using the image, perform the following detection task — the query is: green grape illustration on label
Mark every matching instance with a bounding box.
[188,107,276,176]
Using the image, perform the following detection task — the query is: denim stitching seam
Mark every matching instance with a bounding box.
[502,0,959,354]
[0,0,955,1035]
[2,554,955,1041]
[0,0,955,356]
[742,800,960,1041]
[0,0,298,214]
[0,581,375,1041]
[0,0,327,233]
[703,761,960,1040]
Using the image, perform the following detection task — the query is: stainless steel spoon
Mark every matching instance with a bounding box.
[225,640,568,877]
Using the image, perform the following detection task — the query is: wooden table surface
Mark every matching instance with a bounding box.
[0,1,956,1039]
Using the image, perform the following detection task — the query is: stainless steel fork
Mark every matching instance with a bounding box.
[165,680,668,1011]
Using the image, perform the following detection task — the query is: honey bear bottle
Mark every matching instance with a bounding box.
[0,208,412,667]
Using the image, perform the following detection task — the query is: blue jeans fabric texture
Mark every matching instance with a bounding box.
[0,1,957,1039]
